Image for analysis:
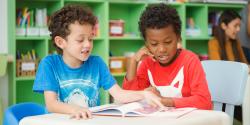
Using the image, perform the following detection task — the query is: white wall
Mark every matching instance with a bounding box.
[0,0,7,54]
[0,0,9,110]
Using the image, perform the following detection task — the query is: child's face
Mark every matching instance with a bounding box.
[145,26,180,66]
[222,18,241,40]
[61,22,94,63]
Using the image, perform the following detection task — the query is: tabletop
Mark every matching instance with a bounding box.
[19,110,231,125]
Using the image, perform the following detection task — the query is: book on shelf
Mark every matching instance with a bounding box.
[89,101,196,118]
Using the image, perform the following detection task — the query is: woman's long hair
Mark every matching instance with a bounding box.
[214,10,241,61]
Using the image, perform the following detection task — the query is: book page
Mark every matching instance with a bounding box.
[89,103,118,112]
[89,104,124,116]
[89,102,196,118]
[89,102,144,116]
[148,107,196,118]
[115,102,143,115]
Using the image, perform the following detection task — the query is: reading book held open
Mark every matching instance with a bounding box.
[89,101,196,118]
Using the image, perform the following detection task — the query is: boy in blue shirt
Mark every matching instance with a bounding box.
[33,5,163,119]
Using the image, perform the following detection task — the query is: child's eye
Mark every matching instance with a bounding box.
[164,41,172,44]
[89,38,94,42]
[150,43,157,46]
[76,40,84,43]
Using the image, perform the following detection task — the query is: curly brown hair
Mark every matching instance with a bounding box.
[48,4,97,54]
[138,3,181,40]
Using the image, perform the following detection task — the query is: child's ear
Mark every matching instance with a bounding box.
[54,36,66,49]
[177,35,181,42]
[221,23,227,30]
[176,34,181,42]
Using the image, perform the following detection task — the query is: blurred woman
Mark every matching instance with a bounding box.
[208,10,248,64]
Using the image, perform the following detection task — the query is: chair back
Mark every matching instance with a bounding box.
[202,60,248,118]
[3,102,47,125]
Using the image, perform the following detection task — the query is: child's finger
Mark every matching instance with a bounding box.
[144,86,153,91]
[75,113,80,120]
[147,52,154,57]
[153,98,165,108]
[86,110,92,119]
[80,112,88,119]
[69,114,75,119]
[149,94,164,108]
[147,100,157,107]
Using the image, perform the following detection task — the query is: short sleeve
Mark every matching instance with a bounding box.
[96,57,116,90]
[33,57,59,93]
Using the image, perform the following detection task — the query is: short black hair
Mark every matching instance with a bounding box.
[48,4,97,54]
[138,3,181,39]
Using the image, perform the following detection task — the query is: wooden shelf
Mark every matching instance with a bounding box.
[109,36,143,41]
[186,36,212,40]
[16,76,35,81]
[112,72,126,77]
[16,36,50,40]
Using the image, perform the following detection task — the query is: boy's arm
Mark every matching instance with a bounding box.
[126,46,153,80]
[125,56,139,81]
[122,60,150,90]
[109,84,164,108]
[172,57,212,110]
[147,57,212,110]
[123,47,153,90]
[44,91,92,119]
[145,87,175,107]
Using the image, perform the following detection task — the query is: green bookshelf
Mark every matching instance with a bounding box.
[16,81,44,103]
[186,3,208,38]
[16,76,35,81]
[109,36,143,41]
[7,0,245,106]
[184,3,244,55]
[170,3,186,48]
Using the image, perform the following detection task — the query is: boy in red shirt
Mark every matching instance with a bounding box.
[123,3,212,110]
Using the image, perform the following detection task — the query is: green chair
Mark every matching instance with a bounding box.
[0,54,8,125]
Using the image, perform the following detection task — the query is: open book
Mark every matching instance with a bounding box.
[89,101,196,118]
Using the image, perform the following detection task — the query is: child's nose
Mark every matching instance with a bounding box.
[83,40,91,47]
[159,45,167,52]
[236,27,240,32]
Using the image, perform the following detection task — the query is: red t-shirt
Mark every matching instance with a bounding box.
[123,49,212,110]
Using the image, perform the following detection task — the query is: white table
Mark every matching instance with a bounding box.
[19,110,231,125]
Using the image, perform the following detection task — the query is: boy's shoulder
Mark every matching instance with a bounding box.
[41,54,61,63]
[40,54,104,64]
[180,49,197,57]
[179,49,200,61]
[87,55,103,62]
[41,54,60,62]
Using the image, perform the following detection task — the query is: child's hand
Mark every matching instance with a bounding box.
[145,86,161,97]
[143,91,164,109]
[70,107,92,120]
[133,46,154,62]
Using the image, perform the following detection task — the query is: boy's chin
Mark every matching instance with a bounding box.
[158,60,171,66]
[79,56,90,61]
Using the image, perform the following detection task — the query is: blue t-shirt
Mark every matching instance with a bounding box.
[33,54,116,107]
